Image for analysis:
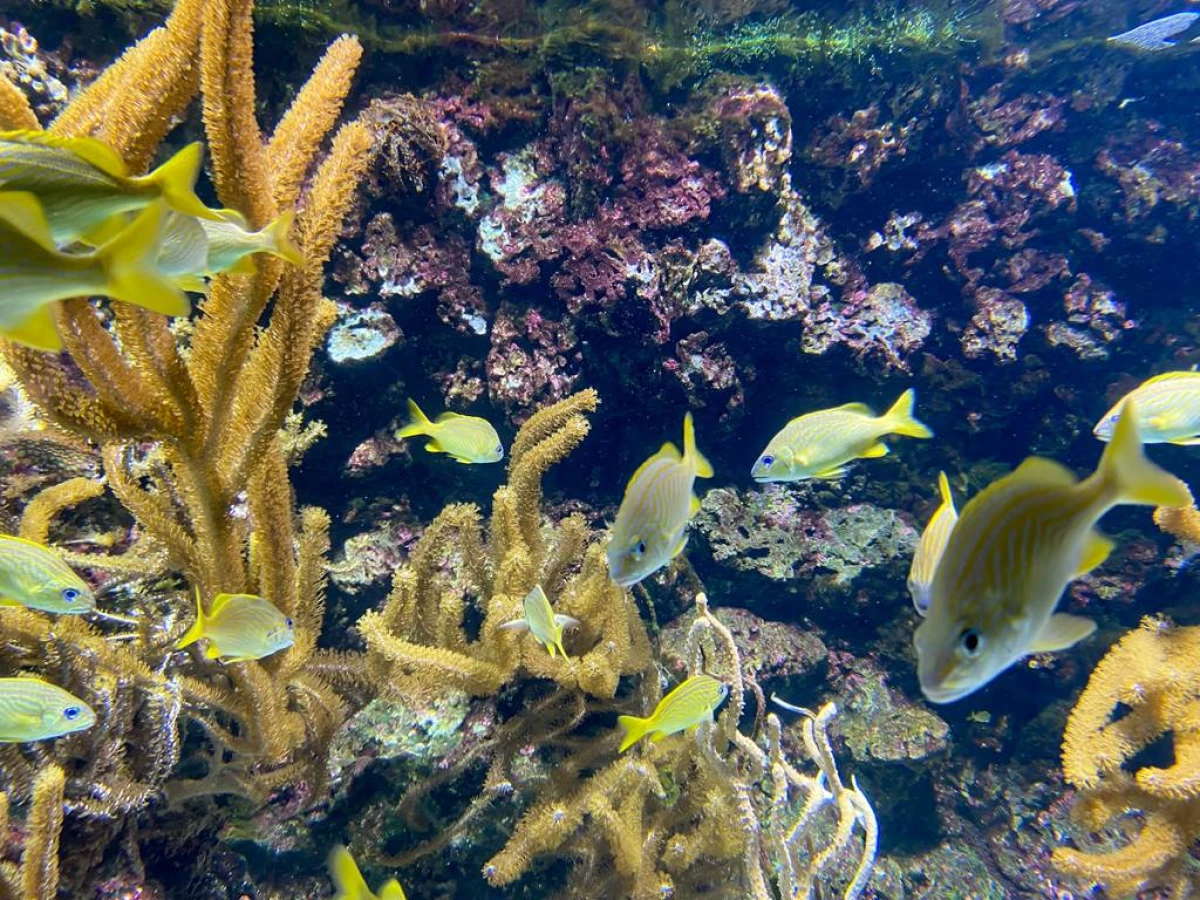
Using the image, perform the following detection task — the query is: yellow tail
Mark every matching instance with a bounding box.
[174,588,208,650]
[682,412,714,478]
[264,211,304,266]
[148,142,219,221]
[328,845,373,900]
[99,202,191,317]
[1096,399,1191,508]
[397,399,433,439]
[883,389,933,439]
[617,714,652,752]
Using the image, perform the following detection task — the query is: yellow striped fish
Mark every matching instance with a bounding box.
[0,131,215,244]
[396,399,503,464]
[914,400,1190,704]
[0,533,95,614]
[606,412,713,588]
[158,209,303,285]
[751,389,932,482]
[498,585,580,658]
[0,677,95,742]
[175,591,295,663]
[0,194,190,351]
[617,674,728,752]
[328,845,407,900]
[1094,371,1200,445]
[907,472,957,616]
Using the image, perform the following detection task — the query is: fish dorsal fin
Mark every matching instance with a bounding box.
[937,471,954,508]
[208,593,239,616]
[0,533,58,553]
[0,191,58,249]
[1074,531,1115,577]
[1030,613,1096,653]
[5,131,130,177]
[1144,371,1200,386]
[435,411,466,423]
[1011,456,1076,487]
[656,441,682,462]
[831,402,873,415]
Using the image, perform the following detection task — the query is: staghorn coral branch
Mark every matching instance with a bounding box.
[18,477,106,545]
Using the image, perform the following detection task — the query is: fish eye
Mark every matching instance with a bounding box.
[760,455,774,468]
[63,706,81,721]
[61,587,79,603]
[285,617,294,629]
[633,541,647,558]
[495,444,504,455]
[958,628,984,658]
[1109,413,1120,424]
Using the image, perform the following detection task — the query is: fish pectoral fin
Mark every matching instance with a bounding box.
[554,614,581,630]
[861,442,889,459]
[0,597,22,607]
[5,304,63,352]
[1075,531,1115,577]
[649,729,670,743]
[497,619,530,633]
[204,643,223,660]
[423,441,445,454]
[690,494,702,516]
[1030,614,1097,653]
[812,465,848,480]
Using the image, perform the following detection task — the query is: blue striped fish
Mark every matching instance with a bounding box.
[396,399,503,464]
[498,585,580,658]
[0,677,95,742]
[175,591,294,663]
[751,389,932,482]
[914,400,1190,704]
[0,131,215,244]
[1094,371,1200,445]
[606,412,713,587]
[0,533,94,614]
[617,674,728,752]
[907,472,957,616]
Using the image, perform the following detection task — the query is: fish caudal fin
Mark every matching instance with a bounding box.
[683,412,714,478]
[264,211,304,266]
[397,399,433,439]
[1096,399,1191,508]
[99,202,191,318]
[174,588,208,650]
[149,143,218,221]
[328,845,373,900]
[883,389,933,439]
[616,714,652,752]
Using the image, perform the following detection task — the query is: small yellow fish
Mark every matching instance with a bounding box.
[0,193,189,351]
[175,590,295,663]
[0,131,215,244]
[0,533,95,614]
[158,208,303,284]
[1094,371,1200,445]
[0,677,95,742]
[328,845,407,900]
[907,472,957,617]
[606,412,713,588]
[751,389,933,482]
[498,585,580,657]
[396,399,503,464]
[914,401,1189,704]
[617,674,728,752]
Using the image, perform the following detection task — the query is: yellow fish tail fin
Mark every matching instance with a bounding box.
[100,202,191,318]
[397,399,432,439]
[883,389,933,438]
[937,471,954,507]
[1097,399,1191,508]
[683,412,714,478]
[617,714,652,752]
[264,211,304,267]
[328,845,373,900]
[148,142,217,221]
[175,587,208,650]
[379,880,408,900]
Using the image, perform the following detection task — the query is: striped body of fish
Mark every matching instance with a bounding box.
[751,389,932,483]
[915,401,1190,704]
[158,208,302,286]
[907,472,957,617]
[498,585,580,658]
[617,674,728,752]
[0,131,215,244]
[328,845,407,900]
[0,533,95,614]
[606,413,713,588]
[396,399,503,464]
[0,194,190,351]
[1094,371,1200,445]
[0,677,95,742]
[176,591,295,663]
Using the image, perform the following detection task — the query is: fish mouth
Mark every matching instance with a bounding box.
[919,678,974,705]
[608,569,645,588]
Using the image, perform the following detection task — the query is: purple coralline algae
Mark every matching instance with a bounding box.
[805,104,916,187]
[1095,128,1200,228]
[663,331,749,421]
[961,286,1030,362]
[803,282,933,373]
